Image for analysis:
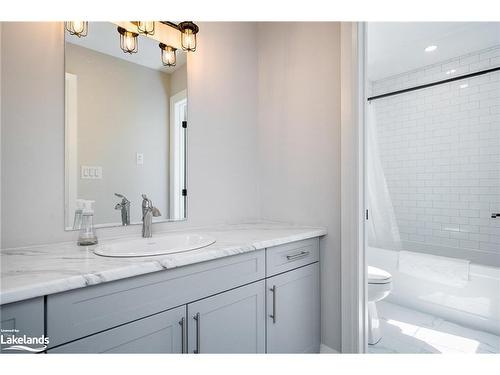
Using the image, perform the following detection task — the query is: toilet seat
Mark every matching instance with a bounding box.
[368,266,392,284]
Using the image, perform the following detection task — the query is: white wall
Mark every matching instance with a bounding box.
[1,22,261,248]
[1,22,65,248]
[257,22,342,351]
[370,46,500,266]
[0,23,2,247]
[170,65,187,96]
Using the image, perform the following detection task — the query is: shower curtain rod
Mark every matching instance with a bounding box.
[367,66,500,102]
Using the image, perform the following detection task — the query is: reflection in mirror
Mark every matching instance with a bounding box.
[64,22,187,230]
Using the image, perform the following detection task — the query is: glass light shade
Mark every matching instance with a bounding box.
[117,27,138,54]
[178,22,199,52]
[136,21,155,35]
[159,43,177,66]
[65,21,88,38]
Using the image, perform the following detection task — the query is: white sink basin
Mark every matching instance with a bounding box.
[93,234,216,258]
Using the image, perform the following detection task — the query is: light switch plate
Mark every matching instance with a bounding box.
[81,166,102,179]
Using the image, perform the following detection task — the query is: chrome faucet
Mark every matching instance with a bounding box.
[114,193,130,226]
[141,194,161,238]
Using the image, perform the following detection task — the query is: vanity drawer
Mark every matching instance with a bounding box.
[266,238,319,277]
[47,249,265,347]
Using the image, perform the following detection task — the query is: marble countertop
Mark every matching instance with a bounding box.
[0,222,326,305]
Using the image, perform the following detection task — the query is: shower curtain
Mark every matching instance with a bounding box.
[367,102,401,251]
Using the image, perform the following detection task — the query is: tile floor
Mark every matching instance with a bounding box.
[368,301,500,354]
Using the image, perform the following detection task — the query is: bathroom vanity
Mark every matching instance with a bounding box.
[0,223,325,353]
[0,25,326,354]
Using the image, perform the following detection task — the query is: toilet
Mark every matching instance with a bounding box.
[367,266,393,345]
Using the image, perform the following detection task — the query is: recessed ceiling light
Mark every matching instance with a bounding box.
[460,83,469,89]
[425,45,438,52]
[446,69,456,75]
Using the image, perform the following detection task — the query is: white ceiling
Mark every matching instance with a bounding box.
[367,22,500,81]
[66,22,187,74]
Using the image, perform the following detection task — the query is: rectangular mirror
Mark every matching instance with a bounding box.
[64,22,187,230]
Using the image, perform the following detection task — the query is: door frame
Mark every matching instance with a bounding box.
[64,72,78,229]
[340,21,368,353]
[169,89,188,219]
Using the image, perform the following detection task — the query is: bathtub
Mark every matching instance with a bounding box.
[368,246,500,335]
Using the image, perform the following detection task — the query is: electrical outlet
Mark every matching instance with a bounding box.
[136,153,144,165]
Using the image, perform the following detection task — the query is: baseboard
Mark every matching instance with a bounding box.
[320,344,339,353]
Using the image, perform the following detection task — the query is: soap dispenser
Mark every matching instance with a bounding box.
[78,200,98,246]
[72,199,85,230]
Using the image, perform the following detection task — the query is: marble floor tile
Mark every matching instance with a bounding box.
[377,300,440,329]
[368,301,500,354]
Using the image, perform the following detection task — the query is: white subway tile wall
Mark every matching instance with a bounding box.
[371,46,500,263]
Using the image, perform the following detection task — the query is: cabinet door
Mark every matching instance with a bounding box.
[0,298,44,354]
[266,263,320,353]
[187,281,265,353]
[49,306,186,353]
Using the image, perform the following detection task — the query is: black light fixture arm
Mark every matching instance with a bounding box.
[160,21,199,34]
[160,21,180,30]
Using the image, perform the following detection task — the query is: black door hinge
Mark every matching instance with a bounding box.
[182,189,187,197]
[365,209,369,220]
[182,121,187,129]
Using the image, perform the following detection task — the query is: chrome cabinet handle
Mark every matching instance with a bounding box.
[269,285,276,324]
[193,313,201,354]
[286,250,310,261]
[179,317,185,354]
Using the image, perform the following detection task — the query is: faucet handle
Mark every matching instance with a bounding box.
[115,193,130,203]
[152,207,161,217]
[141,194,151,208]
[141,194,160,217]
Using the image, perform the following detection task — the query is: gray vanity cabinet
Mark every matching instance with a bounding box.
[266,263,320,353]
[1,237,321,354]
[0,297,44,335]
[187,280,266,354]
[0,298,44,354]
[49,306,186,353]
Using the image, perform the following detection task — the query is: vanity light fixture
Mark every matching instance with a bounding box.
[135,21,155,36]
[178,21,199,52]
[65,21,88,38]
[66,21,199,64]
[117,27,139,54]
[159,43,177,66]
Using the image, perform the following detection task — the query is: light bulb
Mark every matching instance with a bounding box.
[65,21,88,38]
[159,43,177,66]
[136,21,155,35]
[73,21,85,33]
[125,35,134,50]
[184,31,194,50]
[117,27,138,54]
[178,22,199,52]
